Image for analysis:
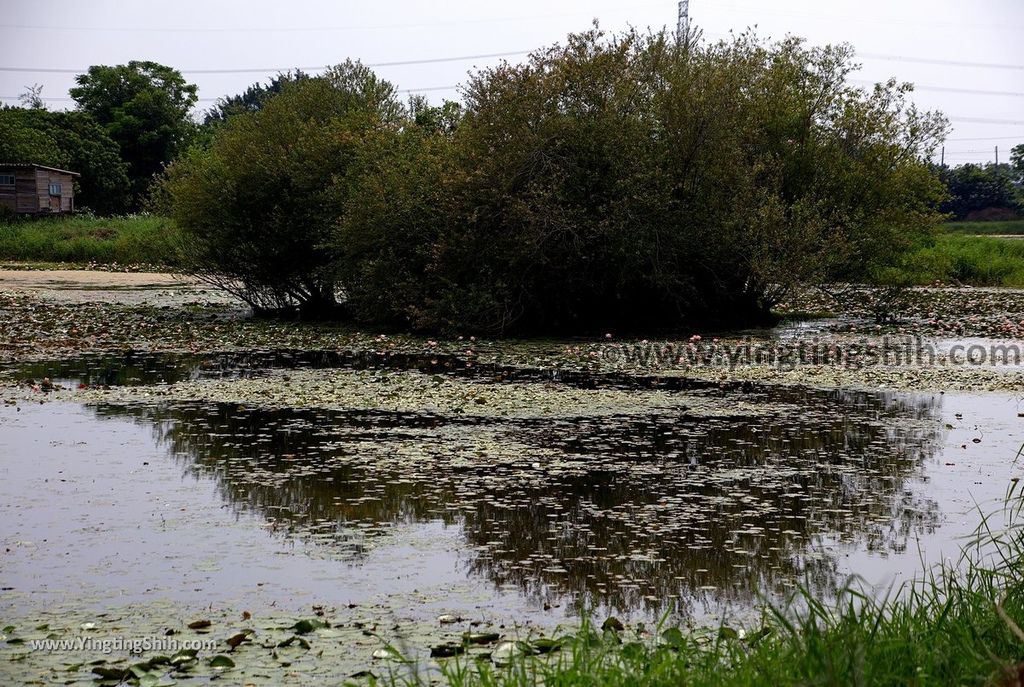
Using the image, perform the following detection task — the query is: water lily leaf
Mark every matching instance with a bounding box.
[168,649,198,666]
[491,641,519,666]
[661,627,686,648]
[601,617,624,632]
[290,618,327,635]
[430,643,465,658]
[92,666,129,680]
[372,644,405,660]
[462,631,500,645]
[719,626,739,640]
[350,670,377,679]
[208,654,235,669]
[226,631,253,649]
[277,635,311,650]
[129,663,151,679]
[531,637,563,654]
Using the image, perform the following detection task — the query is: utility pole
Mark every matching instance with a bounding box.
[996,145,1000,165]
[940,146,945,166]
[677,0,690,42]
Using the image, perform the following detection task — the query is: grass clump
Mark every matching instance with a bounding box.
[0,212,181,267]
[411,500,1024,687]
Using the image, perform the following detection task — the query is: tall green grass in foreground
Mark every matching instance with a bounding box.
[410,498,1024,687]
[0,213,181,267]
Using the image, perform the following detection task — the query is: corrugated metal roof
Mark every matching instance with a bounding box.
[0,163,80,176]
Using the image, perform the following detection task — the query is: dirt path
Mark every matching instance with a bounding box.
[0,269,240,306]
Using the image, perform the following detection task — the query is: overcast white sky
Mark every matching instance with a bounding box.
[1,0,1022,164]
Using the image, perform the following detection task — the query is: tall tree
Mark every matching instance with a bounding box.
[70,61,198,207]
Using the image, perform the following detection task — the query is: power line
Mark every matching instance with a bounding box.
[907,85,1024,98]
[0,4,667,34]
[948,116,1024,126]
[947,135,1023,142]
[943,149,1010,154]
[1,42,1022,78]
[850,80,1024,98]
[0,51,531,76]
[858,52,1024,71]
[707,2,1024,32]
[0,85,459,103]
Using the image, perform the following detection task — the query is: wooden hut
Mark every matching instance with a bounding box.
[0,164,79,215]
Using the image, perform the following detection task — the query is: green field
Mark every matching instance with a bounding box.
[0,213,181,267]
[943,219,1024,236]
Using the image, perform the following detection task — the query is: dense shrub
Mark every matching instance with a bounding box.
[166,30,947,333]
[165,61,404,316]
[334,99,462,328]
[340,29,947,333]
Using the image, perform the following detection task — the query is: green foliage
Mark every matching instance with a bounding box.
[336,109,461,328]
[939,163,1021,220]
[202,70,310,127]
[71,61,198,207]
[165,61,403,316]
[0,213,180,266]
[340,28,947,333]
[0,107,67,165]
[164,29,947,333]
[896,233,1024,287]
[0,107,131,214]
[1011,143,1024,183]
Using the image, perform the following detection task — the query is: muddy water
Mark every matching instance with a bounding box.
[1,352,1023,631]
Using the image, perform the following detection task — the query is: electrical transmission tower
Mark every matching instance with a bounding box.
[677,0,690,40]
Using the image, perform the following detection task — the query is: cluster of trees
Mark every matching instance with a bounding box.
[1,61,198,213]
[0,107,130,214]
[937,159,1024,220]
[165,29,948,333]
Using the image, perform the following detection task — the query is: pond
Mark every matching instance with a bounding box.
[3,350,1021,640]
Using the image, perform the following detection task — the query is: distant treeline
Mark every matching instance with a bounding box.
[937,162,1023,221]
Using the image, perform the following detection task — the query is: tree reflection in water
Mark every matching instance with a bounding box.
[91,382,942,619]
